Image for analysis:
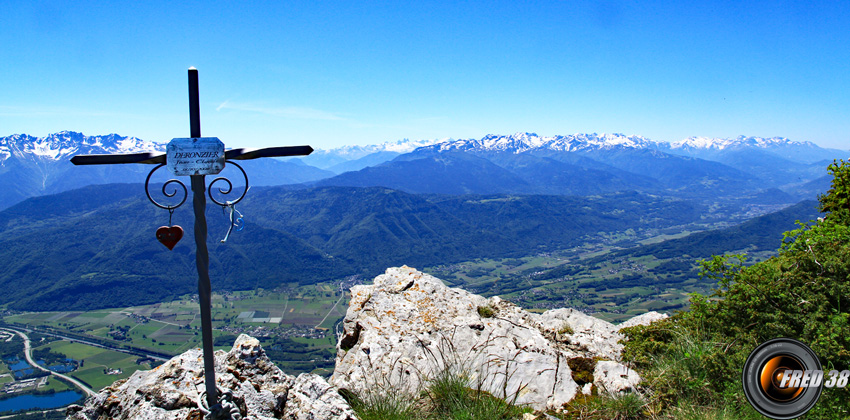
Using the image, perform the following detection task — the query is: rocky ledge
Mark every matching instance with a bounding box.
[68,266,666,418]
[66,334,356,420]
[330,266,666,411]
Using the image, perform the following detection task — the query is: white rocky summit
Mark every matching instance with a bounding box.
[66,335,355,420]
[330,266,667,412]
[67,267,667,418]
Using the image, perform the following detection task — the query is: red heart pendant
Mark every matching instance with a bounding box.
[156,225,184,250]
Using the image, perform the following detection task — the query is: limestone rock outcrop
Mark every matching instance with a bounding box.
[66,334,355,420]
[65,266,667,418]
[330,266,666,411]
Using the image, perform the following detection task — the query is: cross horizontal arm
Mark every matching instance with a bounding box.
[225,145,313,160]
[70,152,165,165]
[70,145,313,166]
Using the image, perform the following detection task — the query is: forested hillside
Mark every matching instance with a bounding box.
[0,184,706,311]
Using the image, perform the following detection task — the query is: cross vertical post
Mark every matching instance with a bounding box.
[188,68,218,408]
[69,68,314,416]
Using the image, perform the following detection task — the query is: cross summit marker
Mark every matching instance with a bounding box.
[71,68,313,413]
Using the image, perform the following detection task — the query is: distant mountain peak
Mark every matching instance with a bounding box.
[427,132,659,154]
[413,133,838,157]
[670,135,816,150]
[315,137,449,159]
[0,132,164,162]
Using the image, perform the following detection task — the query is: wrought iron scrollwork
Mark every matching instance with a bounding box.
[207,160,249,207]
[145,163,188,210]
[145,160,249,243]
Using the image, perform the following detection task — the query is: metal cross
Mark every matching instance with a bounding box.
[71,68,312,411]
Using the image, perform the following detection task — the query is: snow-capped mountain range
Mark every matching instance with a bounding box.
[671,135,818,150]
[1,131,840,164]
[429,132,656,153]
[0,131,334,210]
[0,130,845,210]
[0,131,163,162]
[423,132,832,157]
[313,132,845,200]
[297,132,846,172]
[320,137,449,159]
[298,137,450,171]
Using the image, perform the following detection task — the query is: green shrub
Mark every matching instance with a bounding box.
[621,160,850,419]
[620,321,732,411]
[477,305,495,318]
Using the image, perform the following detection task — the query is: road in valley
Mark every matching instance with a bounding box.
[0,327,96,397]
[7,326,169,362]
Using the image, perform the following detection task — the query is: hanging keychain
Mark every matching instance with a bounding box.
[220,201,245,243]
[156,208,184,250]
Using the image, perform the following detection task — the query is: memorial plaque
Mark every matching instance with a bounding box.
[166,137,225,176]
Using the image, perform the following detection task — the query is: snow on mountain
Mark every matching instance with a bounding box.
[664,135,847,164]
[0,131,164,162]
[669,135,816,151]
[426,132,660,154]
[3,131,839,165]
[409,132,845,162]
[299,137,450,170]
[301,132,842,174]
[313,137,448,160]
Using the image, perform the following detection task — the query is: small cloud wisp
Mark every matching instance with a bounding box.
[215,101,344,121]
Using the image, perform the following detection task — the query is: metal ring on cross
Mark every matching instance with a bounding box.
[198,388,242,420]
[207,160,249,207]
[145,163,188,210]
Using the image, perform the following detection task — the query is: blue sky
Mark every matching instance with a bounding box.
[1,1,848,150]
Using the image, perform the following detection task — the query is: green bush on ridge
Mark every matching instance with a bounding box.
[622,160,850,419]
